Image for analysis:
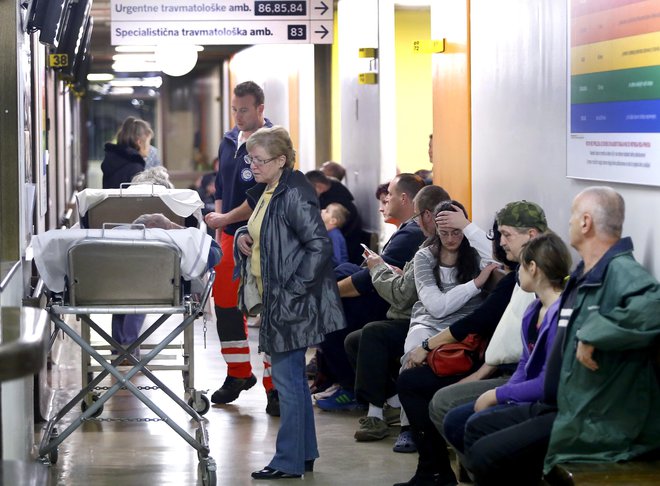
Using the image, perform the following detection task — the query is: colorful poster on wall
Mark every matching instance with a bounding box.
[567,0,660,186]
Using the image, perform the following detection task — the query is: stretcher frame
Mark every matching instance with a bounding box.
[37,235,217,486]
[78,187,208,417]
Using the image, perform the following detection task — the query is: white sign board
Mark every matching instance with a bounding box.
[567,0,660,187]
[110,0,333,45]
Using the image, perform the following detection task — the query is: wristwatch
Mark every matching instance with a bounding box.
[421,338,431,352]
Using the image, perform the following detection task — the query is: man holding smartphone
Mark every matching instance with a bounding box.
[316,174,432,411]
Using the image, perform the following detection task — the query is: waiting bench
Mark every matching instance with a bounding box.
[545,460,660,485]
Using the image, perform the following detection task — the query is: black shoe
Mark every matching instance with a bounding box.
[251,466,302,480]
[266,389,280,417]
[305,460,314,472]
[211,374,257,404]
[393,472,457,486]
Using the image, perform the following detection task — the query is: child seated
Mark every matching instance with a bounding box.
[321,203,350,267]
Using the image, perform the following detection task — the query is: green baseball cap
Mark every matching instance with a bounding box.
[496,201,548,232]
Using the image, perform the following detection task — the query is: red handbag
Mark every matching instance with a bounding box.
[426,333,487,376]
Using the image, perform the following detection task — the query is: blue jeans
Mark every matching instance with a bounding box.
[268,348,319,475]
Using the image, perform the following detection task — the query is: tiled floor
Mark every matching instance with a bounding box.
[37,314,422,486]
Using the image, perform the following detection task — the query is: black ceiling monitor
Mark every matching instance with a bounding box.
[71,17,94,88]
[55,0,93,79]
[26,0,71,48]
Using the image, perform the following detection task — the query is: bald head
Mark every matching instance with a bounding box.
[574,186,625,239]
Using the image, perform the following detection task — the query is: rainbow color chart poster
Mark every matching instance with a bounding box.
[568,0,660,186]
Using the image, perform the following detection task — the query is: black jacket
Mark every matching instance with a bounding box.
[240,168,346,354]
[101,143,145,189]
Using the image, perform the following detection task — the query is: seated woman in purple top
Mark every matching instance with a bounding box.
[443,232,571,458]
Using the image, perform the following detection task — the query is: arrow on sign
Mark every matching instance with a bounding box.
[315,1,329,16]
[315,24,329,39]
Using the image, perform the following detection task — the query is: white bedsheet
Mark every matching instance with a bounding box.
[76,185,204,221]
[32,228,212,292]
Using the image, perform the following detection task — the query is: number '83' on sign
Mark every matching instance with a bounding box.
[288,24,306,40]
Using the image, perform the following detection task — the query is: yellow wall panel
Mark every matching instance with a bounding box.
[395,8,433,175]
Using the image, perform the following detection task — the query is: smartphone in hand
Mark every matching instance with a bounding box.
[360,243,375,255]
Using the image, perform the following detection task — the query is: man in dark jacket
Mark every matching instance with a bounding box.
[203,81,277,414]
[316,173,427,410]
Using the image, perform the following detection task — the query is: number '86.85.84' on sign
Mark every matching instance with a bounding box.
[254,1,307,16]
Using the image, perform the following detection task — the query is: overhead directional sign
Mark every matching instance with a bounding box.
[110,0,334,45]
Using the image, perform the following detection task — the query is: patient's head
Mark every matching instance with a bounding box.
[131,166,174,188]
[132,213,183,230]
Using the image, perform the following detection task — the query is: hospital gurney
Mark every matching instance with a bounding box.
[75,185,210,415]
[33,228,217,485]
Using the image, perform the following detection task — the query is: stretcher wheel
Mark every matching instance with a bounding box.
[48,428,59,464]
[81,394,103,417]
[198,460,217,486]
[188,394,210,415]
[49,447,59,465]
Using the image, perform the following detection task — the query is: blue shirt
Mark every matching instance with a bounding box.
[327,228,349,267]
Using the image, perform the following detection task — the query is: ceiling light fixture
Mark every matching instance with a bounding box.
[87,73,115,82]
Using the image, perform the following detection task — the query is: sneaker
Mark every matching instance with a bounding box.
[354,416,389,441]
[312,383,340,401]
[266,389,280,417]
[393,429,418,453]
[211,374,257,404]
[315,387,359,411]
[383,404,401,426]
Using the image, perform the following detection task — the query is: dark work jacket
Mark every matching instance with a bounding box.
[214,118,273,236]
[101,143,146,189]
[241,168,346,354]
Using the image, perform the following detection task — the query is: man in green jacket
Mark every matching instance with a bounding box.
[458,186,660,485]
[544,186,660,469]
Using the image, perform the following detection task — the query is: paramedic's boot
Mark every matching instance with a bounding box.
[211,374,257,404]
[265,389,280,417]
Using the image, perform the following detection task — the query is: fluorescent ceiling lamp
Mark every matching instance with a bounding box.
[87,73,114,82]
[112,60,160,73]
[115,45,157,53]
[112,53,157,62]
[109,77,163,88]
[110,87,135,95]
[115,45,204,52]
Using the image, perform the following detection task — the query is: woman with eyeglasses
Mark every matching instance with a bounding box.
[234,125,346,480]
[393,200,500,486]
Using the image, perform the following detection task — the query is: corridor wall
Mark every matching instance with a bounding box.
[470,0,660,277]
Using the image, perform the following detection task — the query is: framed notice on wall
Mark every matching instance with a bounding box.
[567,0,660,186]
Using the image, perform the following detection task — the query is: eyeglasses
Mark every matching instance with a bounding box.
[438,229,463,239]
[411,210,427,223]
[244,155,279,166]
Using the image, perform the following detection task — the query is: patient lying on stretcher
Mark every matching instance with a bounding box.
[110,213,220,359]
[132,212,221,268]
